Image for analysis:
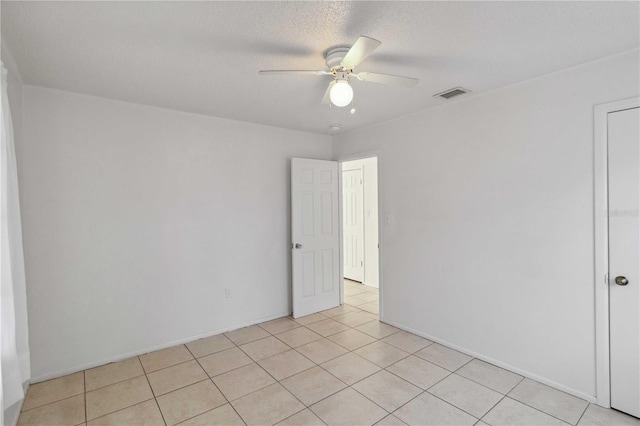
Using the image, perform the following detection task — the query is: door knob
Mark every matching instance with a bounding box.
[295,243,302,249]
[615,276,629,286]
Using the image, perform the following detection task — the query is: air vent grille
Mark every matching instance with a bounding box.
[434,87,470,99]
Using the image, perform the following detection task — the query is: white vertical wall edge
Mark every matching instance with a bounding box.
[593,96,640,408]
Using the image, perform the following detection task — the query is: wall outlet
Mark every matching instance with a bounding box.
[224,288,231,298]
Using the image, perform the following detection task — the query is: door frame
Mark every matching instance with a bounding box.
[593,96,640,408]
[336,150,383,318]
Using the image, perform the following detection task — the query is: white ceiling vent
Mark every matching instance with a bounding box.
[434,87,471,99]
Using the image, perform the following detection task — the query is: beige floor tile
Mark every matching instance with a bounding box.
[577,403,640,426]
[86,375,153,420]
[306,318,351,337]
[231,383,305,426]
[147,360,208,396]
[360,302,380,315]
[87,400,164,426]
[508,379,589,425]
[178,404,244,426]
[258,349,315,380]
[310,387,387,426]
[456,359,523,394]
[356,321,400,339]
[22,371,85,411]
[482,397,568,425]
[333,311,376,327]
[353,292,379,303]
[375,414,407,425]
[185,334,235,358]
[157,380,227,425]
[85,357,145,392]
[321,305,359,317]
[18,394,85,426]
[345,295,368,306]
[344,286,369,296]
[281,366,347,406]
[296,338,349,364]
[428,374,503,418]
[415,343,472,371]
[224,325,270,345]
[212,363,275,401]
[139,345,194,373]
[354,341,410,368]
[328,328,377,351]
[382,331,433,354]
[387,355,451,390]
[259,317,301,334]
[394,392,477,426]
[321,352,381,385]
[292,313,327,326]
[277,408,325,426]
[240,335,290,361]
[198,347,253,377]
[275,327,323,347]
[353,370,421,412]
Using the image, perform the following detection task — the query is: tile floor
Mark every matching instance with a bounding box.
[18,280,639,426]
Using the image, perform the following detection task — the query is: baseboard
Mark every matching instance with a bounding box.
[30,311,291,383]
[4,392,26,426]
[381,318,597,404]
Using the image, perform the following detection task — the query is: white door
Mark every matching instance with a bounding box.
[291,158,340,318]
[608,107,640,418]
[343,167,364,282]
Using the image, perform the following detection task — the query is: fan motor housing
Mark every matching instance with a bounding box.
[324,46,350,71]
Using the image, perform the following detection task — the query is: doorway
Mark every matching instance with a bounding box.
[341,157,380,317]
[594,97,640,418]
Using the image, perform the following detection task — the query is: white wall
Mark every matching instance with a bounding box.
[342,157,379,288]
[1,42,31,425]
[332,50,640,400]
[21,86,332,380]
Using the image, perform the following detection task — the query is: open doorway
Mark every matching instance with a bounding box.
[341,157,379,317]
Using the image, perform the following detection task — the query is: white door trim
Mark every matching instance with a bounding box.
[593,96,640,408]
[335,150,383,317]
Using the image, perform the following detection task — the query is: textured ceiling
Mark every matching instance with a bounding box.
[2,1,639,135]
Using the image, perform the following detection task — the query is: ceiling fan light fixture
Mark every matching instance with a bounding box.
[329,80,353,107]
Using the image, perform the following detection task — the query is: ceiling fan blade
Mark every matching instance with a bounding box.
[321,81,336,104]
[258,70,332,76]
[341,36,381,69]
[355,72,418,88]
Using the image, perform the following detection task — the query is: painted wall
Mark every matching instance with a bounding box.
[332,50,640,400]
[21,86,332,380]
[2,42,31,425]
[342,157,379,288]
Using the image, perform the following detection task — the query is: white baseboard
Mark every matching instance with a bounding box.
[30,311,290,383]
[381,318,597,404]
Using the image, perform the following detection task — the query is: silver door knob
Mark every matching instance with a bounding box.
[295,243,302,249]
[615,276,629,286]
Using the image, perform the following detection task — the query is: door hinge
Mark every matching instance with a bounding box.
[361,261,363,266]
[605,273,609,284]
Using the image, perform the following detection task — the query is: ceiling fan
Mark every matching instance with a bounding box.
[259,36,418,107]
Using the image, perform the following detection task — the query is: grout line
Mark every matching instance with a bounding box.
[140,357,168,426]
[84,372,147,393]
[183,344,248,426]
[574,402,591,425]
[84,397,156,423]
[83,371,87,424]
[504,395,584,425]
[19,392,86,413]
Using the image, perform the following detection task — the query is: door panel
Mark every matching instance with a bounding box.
[291,158,340,318]
[608,107,640,418]
[343,167,364,282]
